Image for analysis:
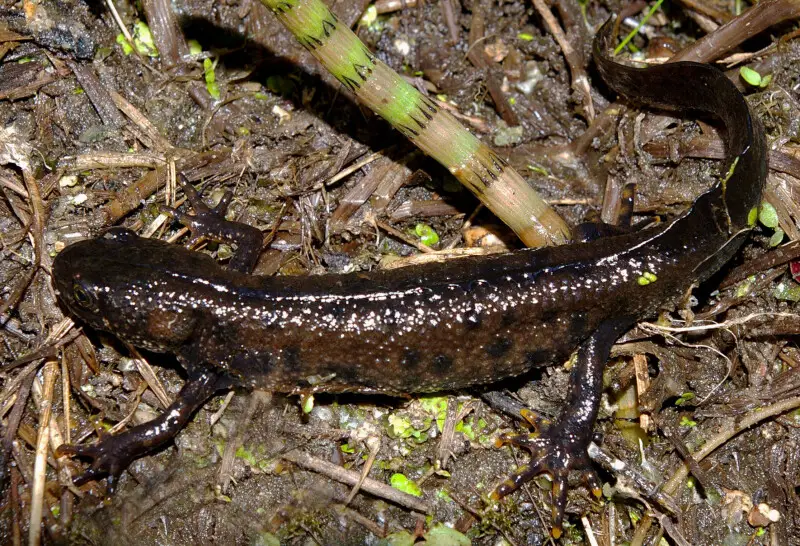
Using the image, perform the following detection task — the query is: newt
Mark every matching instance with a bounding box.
[52,19,766,537]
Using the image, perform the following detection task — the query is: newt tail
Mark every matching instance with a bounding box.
[488,18,766,537]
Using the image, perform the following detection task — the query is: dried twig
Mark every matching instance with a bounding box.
[29,360,58,546]
[531,0,594,120]
[129,347,171,409]
[282,449,431,513]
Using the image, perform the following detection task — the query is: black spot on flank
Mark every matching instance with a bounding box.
[432,354,453,373]
[282,346,301,369]
[567,312,589,343]
[525,349,552,367]
[333,364,359,383]
[402,349,421,368]
[233,351,275,377]
[538,308,559,325]
[500,310,517,328]
[485,338,513,358]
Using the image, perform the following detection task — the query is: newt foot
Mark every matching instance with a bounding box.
[492,410,602,539]
[56,435,137,493]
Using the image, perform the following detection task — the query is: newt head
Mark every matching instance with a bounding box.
[52,227,202,353]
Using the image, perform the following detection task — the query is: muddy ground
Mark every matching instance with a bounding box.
[1,0,800,544]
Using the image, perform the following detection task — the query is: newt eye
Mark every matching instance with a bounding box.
[72,281,97,310]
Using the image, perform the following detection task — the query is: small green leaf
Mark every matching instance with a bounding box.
[377,531,416,546]
[739,66,762,87]
[266,75,294,96]
[187,39,203,55]
[769,227,784,247]
[436,488,453,502]
[235,445,257,466]
[747,206,758,227]
[388,414,413,437]
[527,164,549,176]
[414,223,439,246]
[133,21,159,57]
[455,420,474,440]
[517,32,534,41]
[390,473,422,497]
[422,524,471,546]
[675,392,695,406]
[420,397,447,432]
[116,34,134,55]
[253,532,281,546]
[360,5,378,25]
[203,58,221,100]
[734,276,754,298]
[773,280,800,302]
[679,416,697,427]
[301,394,314,413]
[758,202,779,229]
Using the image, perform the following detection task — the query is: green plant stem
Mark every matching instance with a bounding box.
[614,0,665,55]
[258,0,571,247]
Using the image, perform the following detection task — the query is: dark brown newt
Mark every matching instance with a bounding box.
[52,19,766,537]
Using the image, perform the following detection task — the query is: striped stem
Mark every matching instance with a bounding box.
[259,0,571,247]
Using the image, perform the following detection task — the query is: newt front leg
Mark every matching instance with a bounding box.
[57,372,227,491]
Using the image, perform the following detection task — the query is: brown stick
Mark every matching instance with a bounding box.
[670,0,800,63]
[282,449,431,513]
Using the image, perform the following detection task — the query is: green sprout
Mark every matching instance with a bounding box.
[116,34,134,56]
[414,223,439,246]
[390,473,422,496]
[203,58,221,100]
[133,21,159,57]
[739,66,772,89]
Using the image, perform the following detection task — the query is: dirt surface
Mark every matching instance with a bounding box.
[2,0,800,544]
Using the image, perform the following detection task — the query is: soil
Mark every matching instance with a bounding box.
[1,0,800,544]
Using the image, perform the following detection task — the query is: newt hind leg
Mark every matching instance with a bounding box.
[492,409,603,539]
[491,318,632,538]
